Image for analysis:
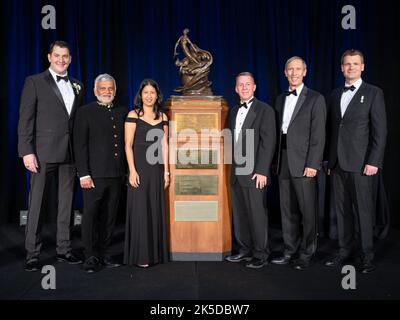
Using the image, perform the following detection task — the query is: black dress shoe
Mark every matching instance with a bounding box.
[57,252,83,264]
[25,258,40,272]
[324,255,348,267]
[83,256,101,273]
[271,255,292,265]
[225,253,252,262]
[359,261,376,274]
[101,256,121,268]
[293,259,311,270]
[245,258,268,269]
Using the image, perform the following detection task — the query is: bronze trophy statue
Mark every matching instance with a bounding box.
[166,30,230,262]
[174,28,213,96]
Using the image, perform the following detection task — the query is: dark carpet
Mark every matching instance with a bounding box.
[1,223,400,300]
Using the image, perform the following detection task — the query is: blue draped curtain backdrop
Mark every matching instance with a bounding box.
[0,0,399,228]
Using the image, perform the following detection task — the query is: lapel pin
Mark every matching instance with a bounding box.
[360,95,364,103]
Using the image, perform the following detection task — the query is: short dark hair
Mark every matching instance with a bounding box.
[49,40,71,54]
[341,49,364,64]
[133,79,164,120]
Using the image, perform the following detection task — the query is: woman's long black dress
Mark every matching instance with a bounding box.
[123,117,168,266]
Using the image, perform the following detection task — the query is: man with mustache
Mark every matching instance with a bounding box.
[74,74,128,273]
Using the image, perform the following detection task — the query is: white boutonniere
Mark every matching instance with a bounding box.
[72,82,82,95]
[360,95,364,103]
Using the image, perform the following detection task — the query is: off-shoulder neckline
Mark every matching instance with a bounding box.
[126,117,167,126]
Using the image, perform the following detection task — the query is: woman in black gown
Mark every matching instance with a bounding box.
[124,79,169,267]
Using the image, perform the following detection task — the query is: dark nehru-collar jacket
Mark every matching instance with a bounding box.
[73,101,128,178]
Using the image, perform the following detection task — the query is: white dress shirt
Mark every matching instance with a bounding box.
[281,83,304,134]
[49,68,75,116]
[340,78,363,117]
[235,97,254,142]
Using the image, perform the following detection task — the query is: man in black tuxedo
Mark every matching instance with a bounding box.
[18,40,84,271]
[225,72,276,269]
[74,74,128,273]
[325,49,387,273]
[271,57,326,270]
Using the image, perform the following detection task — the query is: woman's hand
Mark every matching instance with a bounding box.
[129,171,140,188]
[164,172,170,190]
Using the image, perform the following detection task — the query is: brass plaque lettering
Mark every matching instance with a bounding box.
[176,149,218,169]
[175,175,218,195]
[175,113,218,134]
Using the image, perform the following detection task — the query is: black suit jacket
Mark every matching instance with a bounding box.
[73,102,128,178]
[327,81,387,172]
[229,98,276,187]
[18,69,85,162]
[275,86,326,177]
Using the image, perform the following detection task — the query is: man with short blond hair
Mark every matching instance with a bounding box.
[325,49,387,273]
[225,72,276,269]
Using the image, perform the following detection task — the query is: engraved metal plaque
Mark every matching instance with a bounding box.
[174,201,218,221]
[175,113,218,134]
[176,149,218,169]
[175,175,218,195]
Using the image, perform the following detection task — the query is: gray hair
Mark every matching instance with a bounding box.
[94,73,117,90]
[285,56,307,70]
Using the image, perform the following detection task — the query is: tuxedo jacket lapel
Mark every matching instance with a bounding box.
[232,101,256,147]
[69,78,79,117]
[44,70,70,118]
[241,104,256,131]
[230,106,240,146]
[288,86,307,128]
[342,82,367,119]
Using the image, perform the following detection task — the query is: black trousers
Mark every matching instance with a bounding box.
[25,162,75,260]
[231,181,269,260]
[331,165,377,262]
[278,150,318,261]
[82,177,123,258]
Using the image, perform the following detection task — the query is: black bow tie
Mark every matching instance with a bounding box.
[239,98,254,109]
[56,75,69,82]
[343,85,356,92]
[284,89,297,96]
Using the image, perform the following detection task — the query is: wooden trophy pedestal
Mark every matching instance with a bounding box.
[165,96,232,261]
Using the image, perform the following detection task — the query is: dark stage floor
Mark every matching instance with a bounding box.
[1,223,400,300]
